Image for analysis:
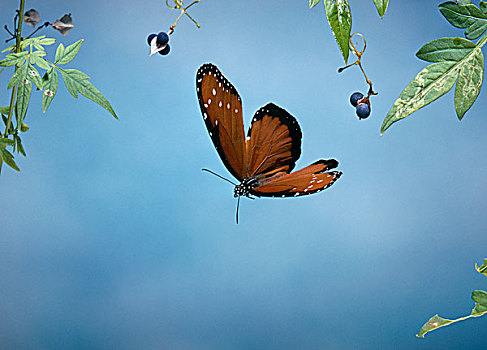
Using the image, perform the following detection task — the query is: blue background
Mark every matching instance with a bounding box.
[1,0,487,349]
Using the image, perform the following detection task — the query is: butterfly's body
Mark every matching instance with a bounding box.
[196,63,342,219]
[234,177,258,198]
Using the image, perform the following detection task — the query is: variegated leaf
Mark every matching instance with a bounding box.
[455,48,484,119]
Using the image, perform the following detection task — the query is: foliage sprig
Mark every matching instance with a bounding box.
[417,258,487,338]
[381,1,487,134]
[0,2,117,173]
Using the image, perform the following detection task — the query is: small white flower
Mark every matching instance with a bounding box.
[28,70,39,77]
[44,89,54,97]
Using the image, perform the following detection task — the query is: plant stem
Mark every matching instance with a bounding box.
[4,0,25,137]
[1,0,25,173]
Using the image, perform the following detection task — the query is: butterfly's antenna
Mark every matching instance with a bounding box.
[236,196,241,224]
[202,168,237,186]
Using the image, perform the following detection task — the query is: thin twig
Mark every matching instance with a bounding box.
[167,0,201,34]
[24,21,50,39]
[4,25,15,37]
[338,33,378,97]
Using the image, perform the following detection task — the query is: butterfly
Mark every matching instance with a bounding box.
[196,63,342,222]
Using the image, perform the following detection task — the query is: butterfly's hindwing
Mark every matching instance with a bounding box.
[245,103,302,178]
[250,159,342,197]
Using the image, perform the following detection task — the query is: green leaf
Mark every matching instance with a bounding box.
[42,68,58,112]
[472,290,487,309]
[54,43,65,65]
[15,77,33,126]
[0,52,29,67]
[17,138,26,157]
[20,122,29,132]
[27,63,44,90]
[33,43,44,51]
[1,45,15,54]
[417,315,453,338]
[324,0,352,63]
[0,146,20,171]
[381,61,459,134]
[36,37,56,46]
[475,258,487,277]
[416,37,476,62]
[7,62,28,89]
[58,68,118,119]
[13,135,26,157]
[29,51,45,68]
[0,138,14,146]
[439,1,487,40]
[33,56,51,70]
[481,1,487,15]
[0,106,10,114]
[455,48,483,119]
[310,0,321,8]
[19,36,42,51]
[55,40,83,65]
[381,34,487,134]
[373,0,389,18]
[59,68,90,81]
[472,301,487,315]
[31,50,47,59]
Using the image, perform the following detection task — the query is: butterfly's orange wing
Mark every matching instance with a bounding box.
[245,103,302,178]
[250,159,342,197]
[196,63,246,181]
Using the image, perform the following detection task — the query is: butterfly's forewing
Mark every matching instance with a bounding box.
[196,63,246,181]
[250,159,342,197]
[245,103,302,178]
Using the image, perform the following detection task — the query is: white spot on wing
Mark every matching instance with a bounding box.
[212,88,216,96]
